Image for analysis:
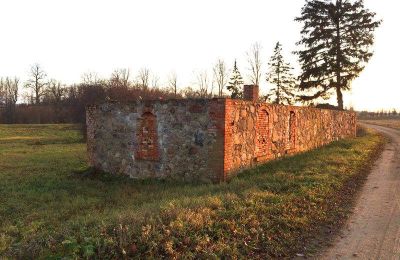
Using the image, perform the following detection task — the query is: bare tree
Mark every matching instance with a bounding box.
[6,77,19,105]
[151,73,160,89]
[46,79,65,122]
[213,59,228,97]
[247,42,263,86]
[0,77,19,105]
[0,77,19,123]
[196,70,211,98]
[168,71,178,97]
[0,78,5,106]
[81,71,102,85]
[25,64,47,104]
[110,68,130,88]
[137,67,150,89]
[181,86,198,98]
[48,79,65,104]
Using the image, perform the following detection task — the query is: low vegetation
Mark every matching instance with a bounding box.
[361,119,400,130]
[0,124,384,258]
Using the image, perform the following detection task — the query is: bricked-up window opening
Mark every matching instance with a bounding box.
[287,111,296,150]
[256,109,270,157]
[135,112,160,161]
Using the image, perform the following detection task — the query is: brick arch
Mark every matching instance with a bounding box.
[135,112,160,161]
[256,109,270,157]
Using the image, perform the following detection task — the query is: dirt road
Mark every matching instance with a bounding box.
[322,124,400,259]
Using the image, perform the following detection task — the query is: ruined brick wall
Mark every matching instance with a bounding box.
[87,98,356,183]
[223,100,356,179]
[86,99,226,182]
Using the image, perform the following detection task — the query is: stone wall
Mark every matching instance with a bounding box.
[87,99,356,183]
[87,99,226,182]
[223,100,356,180]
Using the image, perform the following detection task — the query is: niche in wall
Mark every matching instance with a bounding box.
[256,109,270,157]
[135,112,160,161]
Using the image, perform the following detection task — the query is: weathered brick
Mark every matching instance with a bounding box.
[86,98,356,183]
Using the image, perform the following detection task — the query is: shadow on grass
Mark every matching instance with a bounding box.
[1,127,385,258]
[71,137,357,199]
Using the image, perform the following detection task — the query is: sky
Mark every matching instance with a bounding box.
[0,0,398,111]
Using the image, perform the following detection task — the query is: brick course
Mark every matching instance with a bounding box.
[87,98,356,183]
[135,111,159,161]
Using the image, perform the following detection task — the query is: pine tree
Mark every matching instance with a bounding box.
[295,0,381,109]
[265,42,297,105]
[226,60,244,98]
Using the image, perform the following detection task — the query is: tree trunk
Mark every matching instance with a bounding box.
[36,90,40,104]
[336,86,343,110]
[335,0,343,110]
[277,63,281,104]
[276,86,280,104]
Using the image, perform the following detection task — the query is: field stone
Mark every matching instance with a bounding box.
[86,99,356,183]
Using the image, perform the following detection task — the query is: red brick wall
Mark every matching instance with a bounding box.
[208,99,226,182]
[135,111,160,161]
[243,85,259,102]
[256,109,270,159]
[223,99,233,181]
[221,100,357,180]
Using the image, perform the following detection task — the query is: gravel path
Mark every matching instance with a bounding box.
[321,124,400,259]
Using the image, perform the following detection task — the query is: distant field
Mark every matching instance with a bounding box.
[0,124,384,258]
[361,119,400,130]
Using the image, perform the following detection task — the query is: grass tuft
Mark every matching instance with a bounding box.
[0,124,385,258]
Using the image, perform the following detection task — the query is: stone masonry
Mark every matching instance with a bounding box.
[86,86,356,183]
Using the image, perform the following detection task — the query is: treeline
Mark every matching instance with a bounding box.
[0,66,209,124]
[358,109,400,120]
[0,46,296,124]
[1,0,382,124]
[0,84,177,124]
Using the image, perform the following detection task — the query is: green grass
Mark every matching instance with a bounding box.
[0,124,384,258]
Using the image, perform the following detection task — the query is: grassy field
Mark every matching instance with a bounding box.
[361,119,400,130]
[0,124,384,258]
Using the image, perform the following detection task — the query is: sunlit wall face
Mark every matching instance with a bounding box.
[0,0,398,111]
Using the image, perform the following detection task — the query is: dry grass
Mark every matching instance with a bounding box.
[0,124,384,258]
[361,119,400,130]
